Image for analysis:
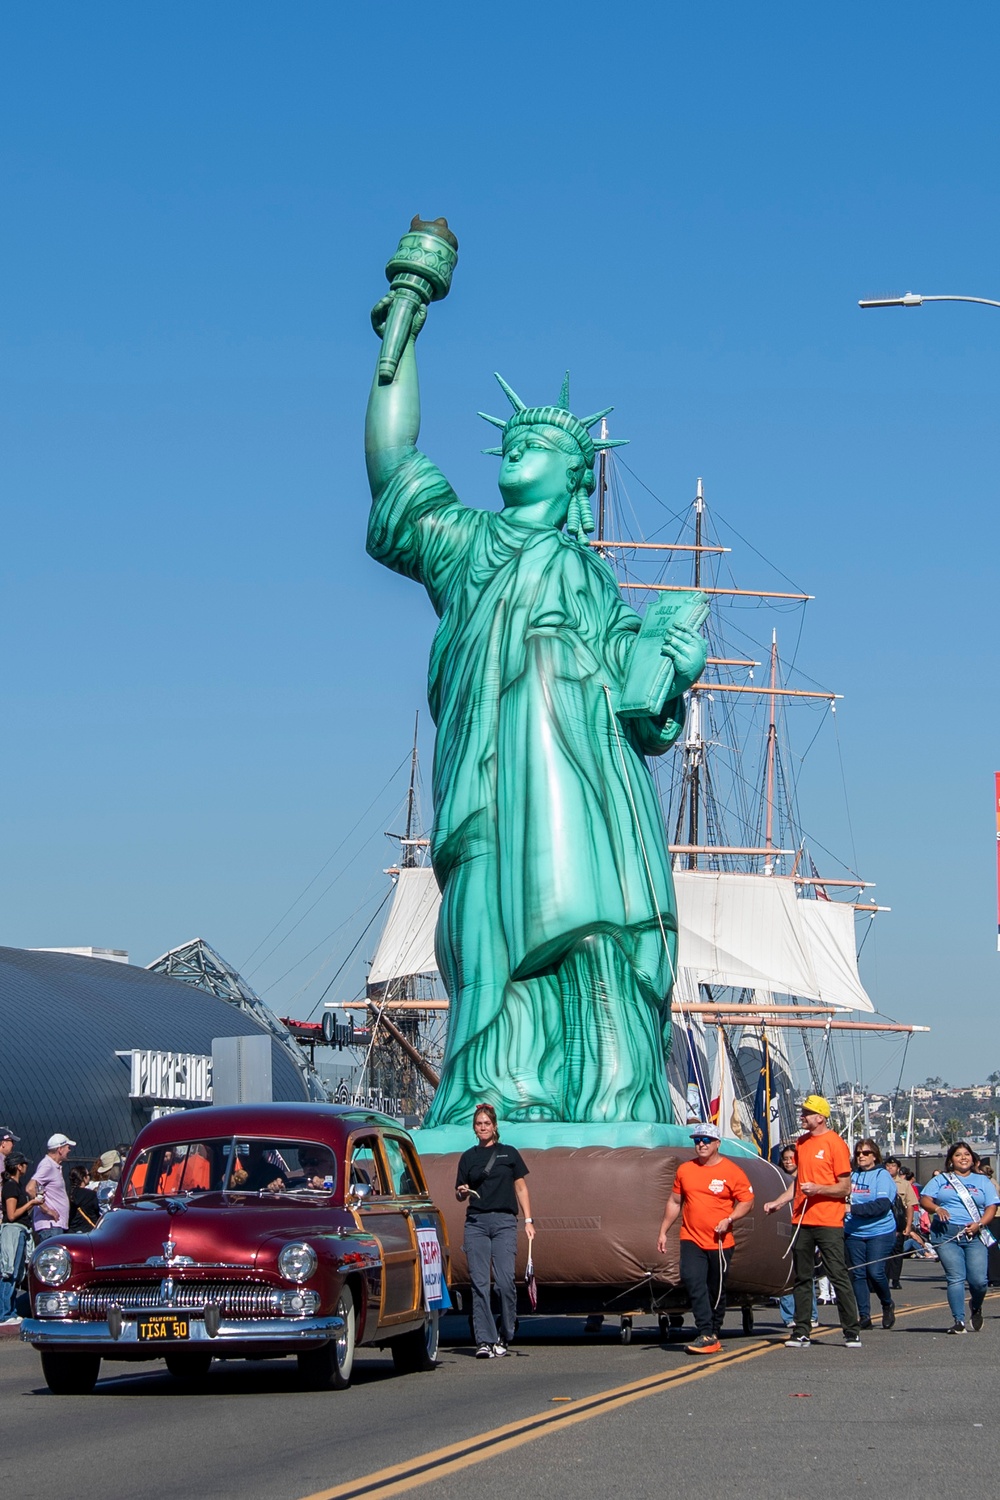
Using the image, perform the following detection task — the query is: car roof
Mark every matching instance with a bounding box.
[126,1102,406,1156]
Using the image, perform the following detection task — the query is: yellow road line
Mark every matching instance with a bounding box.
[299,1340,774,1500]
[298,1289,993,1500]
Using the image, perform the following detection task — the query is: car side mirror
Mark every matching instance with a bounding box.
[349,1182,373,1203]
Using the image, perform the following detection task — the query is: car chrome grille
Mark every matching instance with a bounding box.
[76,1282,280,1319]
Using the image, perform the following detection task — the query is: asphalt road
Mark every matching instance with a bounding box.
[3,1261,997,1500]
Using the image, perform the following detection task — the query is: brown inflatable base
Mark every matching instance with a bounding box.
[421,1144,793,1316]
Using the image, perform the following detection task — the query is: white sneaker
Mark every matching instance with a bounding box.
[492,1342,510,1357]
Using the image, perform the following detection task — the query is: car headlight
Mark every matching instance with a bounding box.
[33,1244,72,1286]
[278,1242,318,1284]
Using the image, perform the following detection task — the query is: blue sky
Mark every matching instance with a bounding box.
[2,3,998,1091]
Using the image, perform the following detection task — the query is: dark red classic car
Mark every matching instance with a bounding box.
[23,1103,449,1395]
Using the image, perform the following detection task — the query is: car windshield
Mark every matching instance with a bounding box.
[123,1138,338,1199]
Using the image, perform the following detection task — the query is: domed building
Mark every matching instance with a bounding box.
[0,945,314,1169]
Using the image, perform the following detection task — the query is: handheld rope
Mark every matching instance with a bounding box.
[713,1232,727,1310]
[783,1195,810,1260]
[843,1224,977,1275]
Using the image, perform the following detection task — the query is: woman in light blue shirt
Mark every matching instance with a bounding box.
[921,1140,999,1334]
[843,1139,898,1330]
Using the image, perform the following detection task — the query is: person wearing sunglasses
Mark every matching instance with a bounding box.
[844,1139,898,1331]
[763,1094,861,1349]
[656,1124,753,1355]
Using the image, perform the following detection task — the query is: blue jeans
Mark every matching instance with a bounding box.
[463,1212,518,1346]
[779,1283,818,1325]
[0,1229,28,1320]
[933,1231,989,1323]
[844,1231,895,1320]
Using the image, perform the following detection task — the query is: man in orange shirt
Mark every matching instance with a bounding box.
[764,1094,861,1348]
[657,1124,754,1355]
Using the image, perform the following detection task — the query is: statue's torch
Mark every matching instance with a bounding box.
[377,215,458,384]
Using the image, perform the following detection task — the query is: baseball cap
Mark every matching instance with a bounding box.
[690,1123,722,1141]
[47,1133,77,1150]
[800,1094,831,1118]
[0,1126,19,1143]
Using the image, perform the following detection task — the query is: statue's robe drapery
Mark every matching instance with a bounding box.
[368,452,685,1124]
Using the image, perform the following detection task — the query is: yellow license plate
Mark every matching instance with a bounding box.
[137,1315,189,1342]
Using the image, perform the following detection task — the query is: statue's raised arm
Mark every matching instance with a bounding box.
[365,216,458,501]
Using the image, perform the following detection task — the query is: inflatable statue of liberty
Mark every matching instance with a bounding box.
[364,218,707,1128]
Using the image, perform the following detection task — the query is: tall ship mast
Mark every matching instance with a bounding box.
[345,712,447,1119]
[592,442,924,1148]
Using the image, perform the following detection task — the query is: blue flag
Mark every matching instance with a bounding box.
[755,1038,779,1164]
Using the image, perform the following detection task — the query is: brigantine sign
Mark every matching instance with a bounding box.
[116,1048,213,1104]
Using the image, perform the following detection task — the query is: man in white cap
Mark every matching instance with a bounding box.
[31,1134,75,1242]
[656,1123,754,1354]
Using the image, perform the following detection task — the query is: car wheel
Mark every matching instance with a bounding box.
[40,1351,101,1395]
[164,1350,213,1383]
[298,1287,356,1391]
[391,1311,440,1374]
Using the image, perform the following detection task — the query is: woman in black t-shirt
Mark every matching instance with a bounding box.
[455,1103,535,1359]
[1,1156,41,1322]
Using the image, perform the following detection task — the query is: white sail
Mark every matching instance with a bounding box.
[366,866,873,1015]
[673,871,819,999]
[366,866,440,987]
[796,899,874,1013]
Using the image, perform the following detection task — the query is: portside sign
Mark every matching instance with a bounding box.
[116,1049,213,1103]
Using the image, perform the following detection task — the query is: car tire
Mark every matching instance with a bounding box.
[40,1351,101,1395]
[391,1311,440,1374]
[164,1350,213,1384]
[298,1287,356,1391]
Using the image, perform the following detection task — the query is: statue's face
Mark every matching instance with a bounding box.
[499,426,577,513]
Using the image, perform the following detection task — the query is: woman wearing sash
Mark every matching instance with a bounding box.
[921,1141,999,1334]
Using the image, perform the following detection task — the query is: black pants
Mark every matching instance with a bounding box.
[792,1225,859,1338]
[680,1240,731,1338]
[886,1232,905,1288]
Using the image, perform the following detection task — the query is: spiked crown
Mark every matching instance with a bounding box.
[479,373,629,469]
[479,373,628,542]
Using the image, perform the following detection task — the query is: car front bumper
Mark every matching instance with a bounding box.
[22,1313,345,1351]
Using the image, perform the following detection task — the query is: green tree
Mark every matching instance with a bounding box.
[939,1118,966,1146]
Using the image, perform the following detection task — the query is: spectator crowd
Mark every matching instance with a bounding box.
[0,1125,122,1325]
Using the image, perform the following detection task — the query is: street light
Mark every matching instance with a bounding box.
[859,292,1000,310]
